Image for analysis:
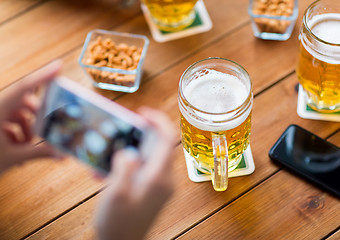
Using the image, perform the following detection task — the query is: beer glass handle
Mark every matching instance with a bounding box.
[211,133,228,191]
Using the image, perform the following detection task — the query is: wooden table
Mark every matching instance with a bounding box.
[0,0,339,239]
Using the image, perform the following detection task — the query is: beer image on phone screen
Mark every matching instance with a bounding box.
[296,0,340,112]
[179,58,253,191]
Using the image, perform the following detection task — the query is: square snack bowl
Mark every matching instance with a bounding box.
[78,29,149,93]
[248,0,298,41]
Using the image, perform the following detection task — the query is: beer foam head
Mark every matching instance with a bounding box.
[184,69,248,113]
[310,13,340,44]
[182,69,251,131]
[303,13,340,64]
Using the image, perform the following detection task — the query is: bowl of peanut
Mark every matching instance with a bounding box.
[78,29,149,93]
[248,0,298,41]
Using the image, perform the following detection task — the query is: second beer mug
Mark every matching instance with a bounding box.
[178,58,253,191]
[296,0,340,112]
[142,0,198,32]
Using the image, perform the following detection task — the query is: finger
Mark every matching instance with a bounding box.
[22,93,40,114]
[137,107,176,174]
[109,148,141,185]
[16,109,33,143]
[134,108,176,198]
[10,142,62,166]
[138,107,177,145]
[92,171,107,181]
[2,123,21,143]
[6,108,33,143]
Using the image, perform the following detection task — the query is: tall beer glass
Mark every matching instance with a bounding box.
[296,0,340,113]
[178,58,253,191]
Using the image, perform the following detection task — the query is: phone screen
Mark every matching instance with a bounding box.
[38,80,145,173]
[269,125,340,198]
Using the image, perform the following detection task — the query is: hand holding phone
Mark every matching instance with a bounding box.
[269,124,340,198]
[35,77,158,174]
[35,77,178,240]
[0,61,61,174]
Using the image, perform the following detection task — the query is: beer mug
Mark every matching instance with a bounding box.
[296,0,340,113]
[178,58,253,191]
[142,0,198,32]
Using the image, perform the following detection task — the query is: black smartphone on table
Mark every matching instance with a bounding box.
[35,76,157,175]
[269,124,340,198]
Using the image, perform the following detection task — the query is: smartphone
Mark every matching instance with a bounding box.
[35,76,157,174]
[269,124,340,198]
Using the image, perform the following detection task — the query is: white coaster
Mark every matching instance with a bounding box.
[297,84,340,122]
[184,146,255,183]
[141,0,212,43]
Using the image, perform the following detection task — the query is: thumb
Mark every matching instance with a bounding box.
[109,148,141,185]
[10,142,61,165]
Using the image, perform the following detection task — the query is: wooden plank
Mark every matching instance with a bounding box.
[0,157,104,240]
[324,132,340,240]
[0,0,42,24]
[77,0,312,102]
[24,191,99,240]
[0,0,141,90]
[0,0,252,94]
[133,72,340,239]
[0,0,311,95]
[51,0,309,105]
[328,131,340,146]
[327,230,340,240]
[22,1,338,236]
[55,0,313,101]
[0,7,252,238]
[0,0,332,239]
[179,133,340,240]
[179,169,340,240]
[27,73,340,240]
[179,132,340,239]
[0,0,253,238]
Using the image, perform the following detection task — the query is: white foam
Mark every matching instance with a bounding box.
[310,13,340,44]
[182,69,251,131]
[184,70,247,113]
[303,13,340,64]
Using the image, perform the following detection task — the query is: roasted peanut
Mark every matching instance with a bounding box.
[252,0,295,34]
[85,36,143,87]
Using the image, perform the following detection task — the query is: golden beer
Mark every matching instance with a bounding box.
[296,1,340,112]
[142,0,198,31]
[178,58,253,191]
[180,112,251,173]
